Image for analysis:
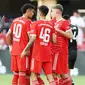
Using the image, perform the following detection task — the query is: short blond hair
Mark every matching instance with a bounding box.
[52,4,63,12]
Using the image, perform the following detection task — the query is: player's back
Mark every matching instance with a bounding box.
[32,20,54,62]
[69,24,78,50]
[10,17,31,55]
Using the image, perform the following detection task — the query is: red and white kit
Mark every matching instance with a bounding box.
[10,16,32,73]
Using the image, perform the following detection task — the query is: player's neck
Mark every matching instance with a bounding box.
[56,15,63,21]
[40,16,46,20]
[22,14,29,19]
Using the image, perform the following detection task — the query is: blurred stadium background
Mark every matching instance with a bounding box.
[0,0,85,85]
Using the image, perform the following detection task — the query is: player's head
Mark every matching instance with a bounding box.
[21,3,35,18]
[63,15,71,23]
[73,10,79,17]
[51,4,63,19]
[63,15,70,20]
[38,5,49,18]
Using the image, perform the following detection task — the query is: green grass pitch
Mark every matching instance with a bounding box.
[0,74,85,85]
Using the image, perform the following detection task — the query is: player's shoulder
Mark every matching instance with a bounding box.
[12,17,20,22]
[49,18,56,25]
[22,17,32,23]
[62,18,70,25]
[39,20,54,28]
[33,20,44,26]
[46,20,54,28]
[31,21,38,25]
[31,20,41,24]
[36,20,44,24]
[62,18,69,23]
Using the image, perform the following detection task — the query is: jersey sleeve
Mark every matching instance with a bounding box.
[62,20,71,32]
[30,21,38,36]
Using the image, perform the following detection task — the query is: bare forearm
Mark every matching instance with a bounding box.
[52,33,56,44]
[24,37,36,52]
[58,30,73,39]
[6,34,12,45]
[24,40,33,51]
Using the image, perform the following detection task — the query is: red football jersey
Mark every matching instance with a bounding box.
[30,20,55,62]
[51,19,71,54]
[9,16,31,55]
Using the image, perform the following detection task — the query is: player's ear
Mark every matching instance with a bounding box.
[26,9,30,13]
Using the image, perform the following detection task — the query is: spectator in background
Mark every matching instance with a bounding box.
[0,15,10,34]
[0,15,8,50]
[0,15,6,33]
[70,10,85,47]
[0,32,7,50]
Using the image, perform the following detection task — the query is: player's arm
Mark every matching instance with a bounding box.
[21,35,36,58]
[51,33,56,44]
[6,29,12,51]
[55,28,73,39]
[24,35,36,51]
[21,21,37,58]
[55,21,73,39]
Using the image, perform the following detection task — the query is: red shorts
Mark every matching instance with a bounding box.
[52,52,69,74]
[30,58,52,75]
[11,55,31,73]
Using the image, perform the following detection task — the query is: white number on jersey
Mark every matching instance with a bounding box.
[13,23,22,38]
[39,27,51,43]
[70,27,77,42]
[73,31,77,40]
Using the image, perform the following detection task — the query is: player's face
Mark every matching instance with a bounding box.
[51,8,61,19]
[50,8,57,19]
[27,9,35,18]
[37,9,42,19]
[73,12,79,17]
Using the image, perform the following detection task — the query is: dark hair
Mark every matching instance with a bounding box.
[31,11,37,21]
[21,3,35,14]
[73,10,79,14]
[52,4,63,12]
[63,15,70,20]
[38,5,49,16]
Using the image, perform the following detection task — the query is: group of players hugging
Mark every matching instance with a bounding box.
[6,3,78,85]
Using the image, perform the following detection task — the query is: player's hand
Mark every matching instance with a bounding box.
[21,51,30,58]
[21,51,27,58]
[9,45,12,52]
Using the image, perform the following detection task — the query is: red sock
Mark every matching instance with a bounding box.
[19,72,26,85]
[38,76,45,85]
[12,71,19,85]
[25,76,30,85]
[54,78,59,85]
[63,77,72,85]
[50,81,56,85]
[59,78,63,85]
[32,80,40,85]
